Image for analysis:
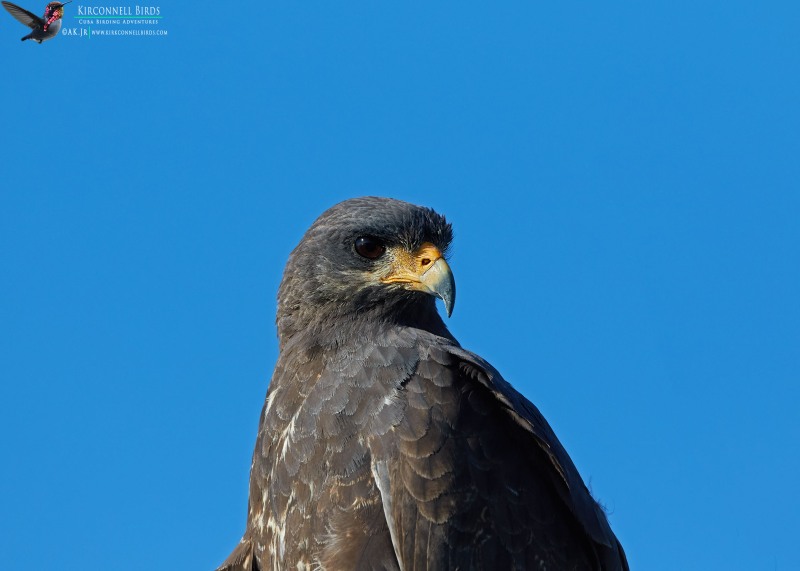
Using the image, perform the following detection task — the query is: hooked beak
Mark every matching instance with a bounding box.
[380,242,456,317]
[417,257,456,317]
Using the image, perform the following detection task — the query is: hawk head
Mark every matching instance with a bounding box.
[276,197,455,348]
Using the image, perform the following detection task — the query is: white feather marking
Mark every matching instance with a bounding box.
[265,515,285,571]
[371,460,404,571]
[265,387,279,414]
[280,416,298,460]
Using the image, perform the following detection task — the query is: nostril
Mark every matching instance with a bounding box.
[421,258,431,267]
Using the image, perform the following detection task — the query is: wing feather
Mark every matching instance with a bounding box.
[216,540,257,571]
[449,346,621,548]
[2,1,41,28]
[369,339,628,570]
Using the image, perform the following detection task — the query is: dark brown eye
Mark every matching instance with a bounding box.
[354,236,386,260]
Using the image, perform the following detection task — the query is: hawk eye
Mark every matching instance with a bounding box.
[354,236,386,260]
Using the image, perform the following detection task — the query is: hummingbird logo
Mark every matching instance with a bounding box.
[2,0,71,43]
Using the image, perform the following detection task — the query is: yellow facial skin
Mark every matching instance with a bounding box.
[380,242,456,316]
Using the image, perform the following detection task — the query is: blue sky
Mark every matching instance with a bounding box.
[1,2,798,569]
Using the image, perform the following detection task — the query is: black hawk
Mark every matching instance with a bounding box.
[218,197,628,571]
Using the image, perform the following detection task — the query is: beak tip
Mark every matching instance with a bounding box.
[436,279,455,319]
[414,256,456,319]
[427,258,455,319]
[442,295,454,318]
